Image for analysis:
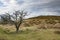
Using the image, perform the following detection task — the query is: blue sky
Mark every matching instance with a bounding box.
[0,0,60,18]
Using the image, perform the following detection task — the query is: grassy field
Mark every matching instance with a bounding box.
[0,27,60,40]
[0,16,60,40]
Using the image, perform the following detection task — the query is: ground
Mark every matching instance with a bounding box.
[0,16,60,40]
[0,26,60,40]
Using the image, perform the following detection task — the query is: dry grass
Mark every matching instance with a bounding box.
[0,26,60,40]
[0,16,60,40]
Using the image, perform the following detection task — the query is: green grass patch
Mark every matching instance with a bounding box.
[0,27,60,40]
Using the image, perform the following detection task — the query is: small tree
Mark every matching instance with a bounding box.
[0,10,28,33]
[0,14,10,24]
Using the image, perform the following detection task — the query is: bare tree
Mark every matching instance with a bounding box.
[0,14,10,24]
[0,10,28,33]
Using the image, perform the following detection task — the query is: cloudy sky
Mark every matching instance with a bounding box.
[0,0,60,17]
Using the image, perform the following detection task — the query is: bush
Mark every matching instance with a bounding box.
[45,19,57,24]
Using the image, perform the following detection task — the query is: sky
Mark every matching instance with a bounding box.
[0,0,60,18]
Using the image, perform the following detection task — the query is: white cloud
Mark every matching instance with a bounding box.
[0,0,60,17]
[0,0,20,14]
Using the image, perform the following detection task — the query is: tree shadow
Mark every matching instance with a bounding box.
[4,30,23,34]
[54,30,60,34]
[3,29,32,35]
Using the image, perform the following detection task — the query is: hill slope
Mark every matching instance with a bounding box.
[0,16,60,40]
[23,16,60,29]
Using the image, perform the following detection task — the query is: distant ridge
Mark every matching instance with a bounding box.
[27,15,60,20]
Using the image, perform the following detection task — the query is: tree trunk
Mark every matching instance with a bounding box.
[15,24,20,33]
[15,23,21,33]
[16,27,19,33]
